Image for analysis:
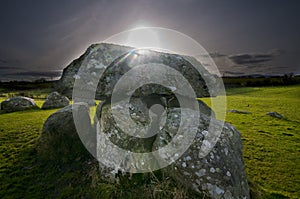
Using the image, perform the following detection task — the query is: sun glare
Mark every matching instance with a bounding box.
[126,27,160,49]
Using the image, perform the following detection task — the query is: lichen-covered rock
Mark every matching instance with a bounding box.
[41,91,70,109]
[96,98,156,153]
[97,49,218,98]
[37,103,95,162]
[56,43,133,99]
[95,97,215,182]
[153,108,250,199]
[95,98,249,198]
[0,96,38,113]
[57,43,220,100]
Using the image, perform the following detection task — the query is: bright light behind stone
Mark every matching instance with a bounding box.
[126,27,160,49]
[104,27,222,76]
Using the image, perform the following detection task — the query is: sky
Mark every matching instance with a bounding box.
[0,0,299,81]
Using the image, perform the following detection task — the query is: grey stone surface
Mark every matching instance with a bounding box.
[97,49,218,98]
[0,96,38,113]
[57,43,220,100]
[42,91,70,109]
[53,42,249,198]
[95,98,249,198]
[38,103,95,162]
[227,109,252,114]
[56,43,133,99]
[266,111,284,119]
[154,108,250,199]
[96,98,155,153]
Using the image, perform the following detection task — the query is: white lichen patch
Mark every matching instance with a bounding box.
[215,186,225,195]
[203,140,211,148]
[226,171,231,177]
[73,74,81,79]
[184,156,192,161]
[202,130,209,136]
[195,169,206,177]
[224,148,228,156]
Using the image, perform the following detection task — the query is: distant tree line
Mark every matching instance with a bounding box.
[222,74,300,87]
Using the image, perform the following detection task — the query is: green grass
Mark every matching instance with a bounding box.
[202,85,300,198]
[225,86,300,198]
[0,85,299,198]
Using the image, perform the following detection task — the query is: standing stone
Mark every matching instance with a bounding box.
[42,91,70,109]
[153,108,250,199]
[51,41,249,198]
[0,96,38,113]
[37,103,95,162]
[96,99,249,198]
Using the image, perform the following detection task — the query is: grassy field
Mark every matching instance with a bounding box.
[204,85,300,198]
[225,86,299,198]
[0,85,299,198]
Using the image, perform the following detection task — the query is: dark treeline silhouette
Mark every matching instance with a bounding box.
[0,80,57,92]
[222,74,300,87]
[0,74,299,92]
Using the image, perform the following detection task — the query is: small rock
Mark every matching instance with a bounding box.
[0,96,38,113]
[227,109,252,114]
[42,91,70,109]
[266,111,284,119]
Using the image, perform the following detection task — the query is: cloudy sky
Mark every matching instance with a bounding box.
[0,0,299,81]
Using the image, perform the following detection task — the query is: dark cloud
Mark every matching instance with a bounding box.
[0,66,24,70]
[223,71,245,75]
[0,59,8,64]
[228,53,272,64]
[228,49,284,65]
[0,1,299,80]
[209,52,227,58]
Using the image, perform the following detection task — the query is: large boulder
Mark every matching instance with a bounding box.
[41,91,70,109]
[53,42,249,198]
[97,49,218,99]
[95,96,249,198]
[153,108,250,199]
[94,98,249,193]
[37,103,95,162]
[0,96,38,113]
[94,97,214,153]
[95,97,214,181]
[57,43,220,100]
